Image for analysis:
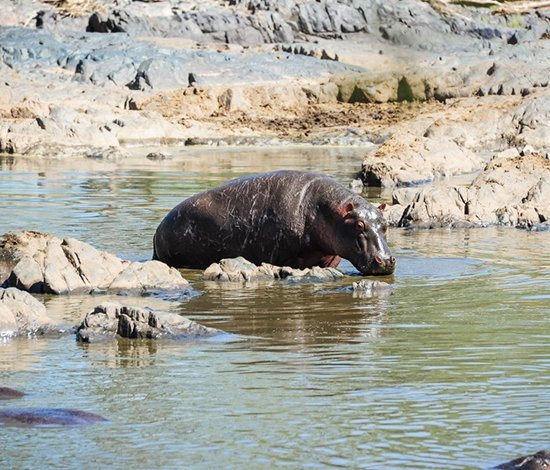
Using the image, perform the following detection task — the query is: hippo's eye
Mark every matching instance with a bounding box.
[357,220,366,231]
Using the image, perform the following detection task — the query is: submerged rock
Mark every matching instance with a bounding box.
[0,231,189,295]
[0,287,57,337]
[352,279,394,298]
[202,257,344,282]
[76,301,221,342]
[0,408,107,427]
[494,450,550,470]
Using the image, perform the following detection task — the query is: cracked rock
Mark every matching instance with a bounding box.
[0,231,189,294]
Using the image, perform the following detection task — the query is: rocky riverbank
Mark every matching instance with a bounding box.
[2,0,550,227]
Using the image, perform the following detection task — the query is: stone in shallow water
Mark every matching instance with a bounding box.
[352,279,394,298]
[202,257,344,282]
[0,287,57,337]
[0,231,189,294]
[76,301,222,342]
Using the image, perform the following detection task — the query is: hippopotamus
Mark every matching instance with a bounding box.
[153,170,395,275]
[0,408,107,427]
[0,386,26,400]
[494,450,550,470]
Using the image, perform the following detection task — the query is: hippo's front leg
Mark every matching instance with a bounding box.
[294,251,342,270]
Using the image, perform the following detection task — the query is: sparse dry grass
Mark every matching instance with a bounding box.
[40,0,105,16]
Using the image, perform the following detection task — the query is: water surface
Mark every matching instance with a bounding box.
[1,147,550,470]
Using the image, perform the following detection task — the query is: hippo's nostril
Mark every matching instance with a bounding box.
[390,257,396,265]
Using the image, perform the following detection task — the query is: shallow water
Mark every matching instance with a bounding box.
[1,147,550,470]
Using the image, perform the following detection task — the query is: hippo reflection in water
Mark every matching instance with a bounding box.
[154,170,396,276]
[0,386,107,427]
[495,450,550,470]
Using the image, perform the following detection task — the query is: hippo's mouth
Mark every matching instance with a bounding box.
[358,256,396,276]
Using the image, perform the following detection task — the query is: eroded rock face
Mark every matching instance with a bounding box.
[361,132,484,187]
[0,231,189,294]
[76,301,221,342]
[0,287,57,337]
[202,256,345,282]
[394,151,550,228]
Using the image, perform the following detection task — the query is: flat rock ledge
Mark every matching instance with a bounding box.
[76,301,221,343]
[0,231,188,294]
[203,257,344,283]
[0,287,57,337]
[361,133,483,187]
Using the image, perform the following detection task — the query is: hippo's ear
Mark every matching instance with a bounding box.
[334,202,355,218]
[378,203,386,212]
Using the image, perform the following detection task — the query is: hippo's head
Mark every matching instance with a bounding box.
[333,201,396,276]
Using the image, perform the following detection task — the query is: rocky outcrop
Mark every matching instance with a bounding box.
[203,256,344,282]
[0,231,189,294]
[360,132,484,187]
[392,151,550,228]
[0,287,57,337]
[76,301,221,342]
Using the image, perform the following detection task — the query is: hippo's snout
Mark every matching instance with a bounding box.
[362,256,396,276]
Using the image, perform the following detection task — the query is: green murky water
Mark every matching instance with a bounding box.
[1,147,550,470]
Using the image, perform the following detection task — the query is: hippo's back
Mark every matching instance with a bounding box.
[153,170,345,269]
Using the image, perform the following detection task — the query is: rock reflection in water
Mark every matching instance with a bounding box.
[78,339,161,369]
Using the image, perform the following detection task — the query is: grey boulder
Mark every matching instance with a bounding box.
[202,256,344,282]
[0,287,57,337]
[0,231,189,294]
[76,301,221,342]
[396,151,550,228]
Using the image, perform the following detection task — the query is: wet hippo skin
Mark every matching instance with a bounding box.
[154,170,396,276]
[0,408,107,427]
[495,450,550,470]
[0,387,26,400]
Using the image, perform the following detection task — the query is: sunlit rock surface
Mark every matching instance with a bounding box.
[76,301,222,342]
[0,231,189,294]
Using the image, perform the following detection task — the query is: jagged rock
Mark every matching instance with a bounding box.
[76,301,221,342]
[202,256,344,282]
[0,231,189,294]
[395,151,550,228]
[361,132,484,187]
[0,287,57,337]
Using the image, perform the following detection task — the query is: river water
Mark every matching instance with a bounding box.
[1,147,550,470]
